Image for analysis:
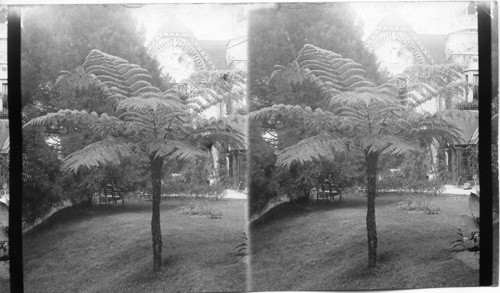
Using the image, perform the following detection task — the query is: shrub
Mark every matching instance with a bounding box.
[396,195,441,214]
[452,193,480,252]
[178,199,223,219]
[378,151,447,196]
[188,183,226,199]
[451,228,479,252]
[234,232,248,256]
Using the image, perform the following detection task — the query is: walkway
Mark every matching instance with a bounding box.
[224,189,247,200]
[442,184,476,195]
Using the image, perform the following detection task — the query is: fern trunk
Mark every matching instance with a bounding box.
[366,152,378,268]
[151,156,163,271]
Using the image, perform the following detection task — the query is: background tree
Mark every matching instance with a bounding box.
[248,3,386,216]
[25,50,245,272]
[251,44,465,268]
[21,5,168,222]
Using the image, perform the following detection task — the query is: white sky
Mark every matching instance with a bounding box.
[133,4,259,44]
[131,2,470,45]
[352,1,468,39]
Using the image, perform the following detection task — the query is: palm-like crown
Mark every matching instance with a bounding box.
[26,50,246,172]
[252,44,469,168]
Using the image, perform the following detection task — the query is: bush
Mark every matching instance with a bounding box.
[178,199,223,219]
[378,151,447,195]
[188,183,226,199]
[396,195,441,214]
[452,193,480,252]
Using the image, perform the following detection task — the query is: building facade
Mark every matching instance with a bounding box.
[365,2,479,181]
[146,11,248,187]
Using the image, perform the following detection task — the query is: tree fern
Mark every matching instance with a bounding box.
[24,49,246,272]
[251,44,469,268]
[63,137,134,173]
[395,63,473,109]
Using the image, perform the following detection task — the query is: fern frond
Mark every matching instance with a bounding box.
[249,104,311,122]
[276,133,347,169]
[116,95,185,113]
[63,137,134,173]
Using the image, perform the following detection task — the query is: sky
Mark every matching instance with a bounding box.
[133,3,261,44]
[352,1,469,38]
[132,1,469,46]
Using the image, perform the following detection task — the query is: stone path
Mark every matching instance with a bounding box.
[224,189,247,200]
[442,185,476,196]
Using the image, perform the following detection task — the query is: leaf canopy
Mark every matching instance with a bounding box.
[252,44,467,168]
[26,50,246,173]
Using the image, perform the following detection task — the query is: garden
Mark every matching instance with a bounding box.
[9,2,499,292]
[249,190,479,291]
[23,196,248,292]
[247,2,496,290]
[20,5,248,292]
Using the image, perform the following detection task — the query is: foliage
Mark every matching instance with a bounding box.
[278,162,321,202]
[22,127,65,224]
[24,50,245,271]
[248,125,281,216]
[0,155,7,188]
[251,44,463,168]
[250,44,467,268]
[0,200,7,262]
[248,3,385,216]
[21,5,167,107]
[396,195,441,214]
[249,2,385,108]
[451,228,479,252]
[21,5,168,223]
[178,199,223,219]
[395,64,472,109]
[378,152,447,194]
[188,183,226,200]
[234,232,248,256]
[453,193,480,252]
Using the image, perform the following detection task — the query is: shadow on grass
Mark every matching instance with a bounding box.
[251,194,396,229]
[24,200,183,237]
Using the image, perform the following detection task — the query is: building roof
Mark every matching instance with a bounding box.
[197,40,228,70]
[369,15,449,65]
[450,110,478,145]
[416,34,448,64]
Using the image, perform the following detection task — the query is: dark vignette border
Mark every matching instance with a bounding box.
[8,6,23,293]
[1,1,497,291]
[478,0,494,287]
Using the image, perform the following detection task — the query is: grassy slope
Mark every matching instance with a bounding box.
[249,193,479,291]
[23,198,247,293]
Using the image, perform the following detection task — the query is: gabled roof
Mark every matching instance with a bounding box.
[367,15,449,65]
[197,40,228,70]
[416,34,448,64]
[451,110,478,145]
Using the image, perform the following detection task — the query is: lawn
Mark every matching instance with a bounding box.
[23,197,248,293]
[249,192,479,291]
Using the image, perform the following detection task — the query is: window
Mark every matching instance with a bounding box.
[1,83,6,93]
[473,75,479,100]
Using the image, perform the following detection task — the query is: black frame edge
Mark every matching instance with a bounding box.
[478,0,494,287]
[7,6,23,293]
